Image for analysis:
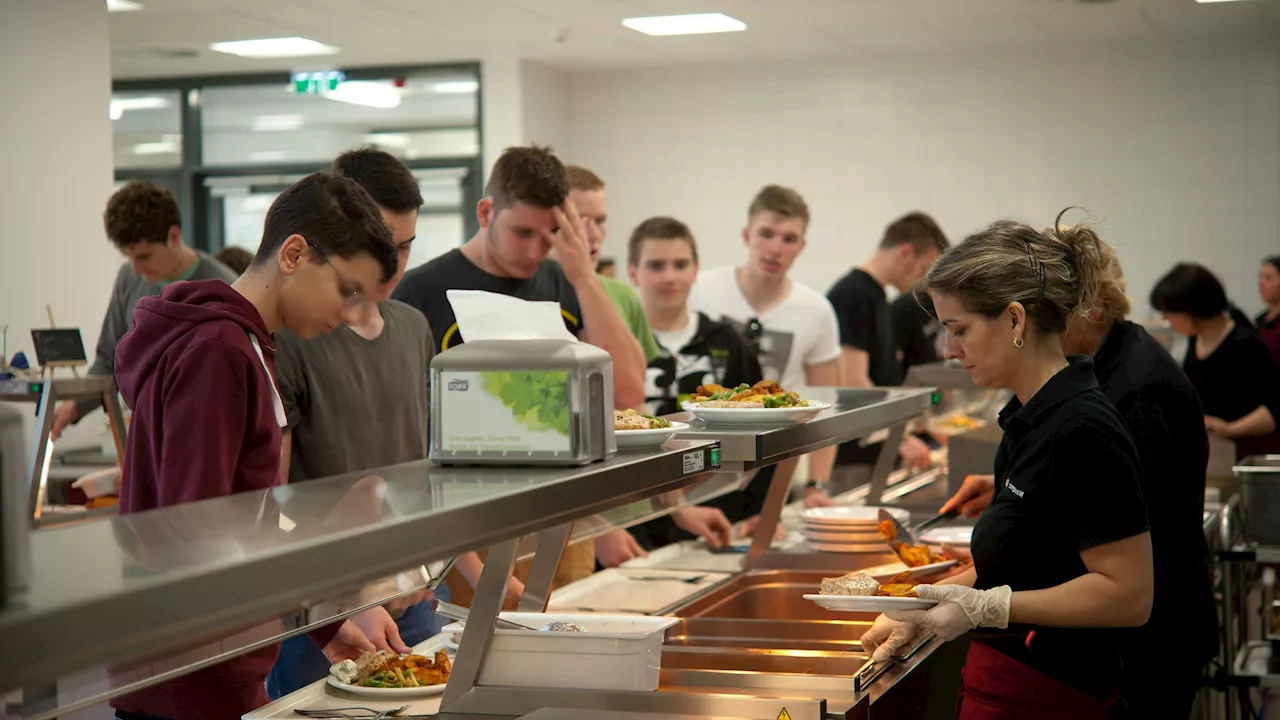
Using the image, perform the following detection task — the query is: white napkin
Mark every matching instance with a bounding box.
[446,289,577,343]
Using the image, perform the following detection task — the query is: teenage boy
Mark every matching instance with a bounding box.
[51,180,236,439]
[393,145,645,409]
[268,149,507,697]
[394,145,646,601]
[827,213,949,483]
[562,165,661,364]
[688,185,841,506]
[628,216,762,548]
[109,172,399,720]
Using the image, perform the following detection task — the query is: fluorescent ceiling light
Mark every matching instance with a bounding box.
[252,114,304,132]
[622,13,746,36]
[109,95,169,120]
[107,0,144,11]
[429,80,479,94]
[324,81,401,109]
[209,37,338,59]
[133,140,178,155]
[1196,0,1252,3]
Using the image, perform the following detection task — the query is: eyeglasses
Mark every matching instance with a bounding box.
[305,239,365,310]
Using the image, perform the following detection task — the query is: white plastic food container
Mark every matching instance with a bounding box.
[440,612,677,692]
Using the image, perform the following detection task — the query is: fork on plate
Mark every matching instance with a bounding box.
[293,705,427,719]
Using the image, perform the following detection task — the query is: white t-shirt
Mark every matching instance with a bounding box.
[688,265,842,390]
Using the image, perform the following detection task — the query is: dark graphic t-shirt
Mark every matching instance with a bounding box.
[393,248,583,352]
[645,312,763,416]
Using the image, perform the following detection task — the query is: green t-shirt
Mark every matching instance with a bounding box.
[599,275,661,362]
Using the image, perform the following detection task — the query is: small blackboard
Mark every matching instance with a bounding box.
[30,328,87,367]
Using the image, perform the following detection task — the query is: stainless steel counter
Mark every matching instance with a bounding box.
[672,388,935,470]
[0,441,718,695]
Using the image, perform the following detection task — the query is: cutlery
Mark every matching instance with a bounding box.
[432,599,543,631]
[911,509,960,537]
[294,704,411,719]
[626,574,708,584]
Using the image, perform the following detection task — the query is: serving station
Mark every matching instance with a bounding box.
[0,381,992,720]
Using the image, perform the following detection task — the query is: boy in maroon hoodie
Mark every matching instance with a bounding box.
[110,172,399,720]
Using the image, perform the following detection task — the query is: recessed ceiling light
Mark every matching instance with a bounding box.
[252,114,304,132]
[429,81,479,94]
[324,81,401,109]
[209,37,338,59]
[622,13,747,37]
[107,0,144,11]
[109,96,170,120]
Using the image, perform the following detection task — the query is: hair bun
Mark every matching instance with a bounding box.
[1048,208,1112,320]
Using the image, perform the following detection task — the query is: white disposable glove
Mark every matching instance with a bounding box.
[860,614,922,662]
[886,584,1012,641]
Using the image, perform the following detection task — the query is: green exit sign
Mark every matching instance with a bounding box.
[292,71,345,95]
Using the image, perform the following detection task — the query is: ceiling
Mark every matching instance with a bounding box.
[110,0,1280,79]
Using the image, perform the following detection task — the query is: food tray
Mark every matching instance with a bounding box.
[547,568,731,613]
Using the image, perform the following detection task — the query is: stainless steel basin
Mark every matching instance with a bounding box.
[669,569,882,622]
[665,617,867,652]
[662,646,869,674]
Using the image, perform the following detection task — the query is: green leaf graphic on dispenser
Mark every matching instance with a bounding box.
[480,371,571,436]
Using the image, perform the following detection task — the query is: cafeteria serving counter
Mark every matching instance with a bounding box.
[0,385,942,720]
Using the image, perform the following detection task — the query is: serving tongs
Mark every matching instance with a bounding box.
[431,599,542,632]
[876,508,958,547]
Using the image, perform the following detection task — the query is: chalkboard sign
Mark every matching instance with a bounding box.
[30,328,87,367]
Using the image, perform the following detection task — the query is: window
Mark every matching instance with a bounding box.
[111,90,183,169]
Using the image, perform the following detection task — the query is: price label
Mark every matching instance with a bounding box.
[682,451,705,474]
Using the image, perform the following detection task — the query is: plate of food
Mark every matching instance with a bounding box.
[681,381,829,424]
[859,559,959,580]
[613,410,688,449]
[878,519,951,568]
[804,570,938,612]
[327,644,452,698]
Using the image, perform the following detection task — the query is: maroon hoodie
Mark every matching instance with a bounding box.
[111,280,335,719]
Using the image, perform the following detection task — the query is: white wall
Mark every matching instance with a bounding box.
[1,0,118,448]
[564,40,1280,318]
[520,61,571,154]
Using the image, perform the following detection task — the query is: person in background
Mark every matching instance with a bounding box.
[1256,255,1280,365]
[597,258,617,278]
[558,166,727,565]
[215,246,253,276]
[51,180,236,440]
[892,286,943,374]
[267,149,494,698]
[825,213,949,490]
[1151,263,1280,459]
[863,217,1153,719]
[627,216,759,549]
[688,185,840,509]
[393,146,646,604]
[109,172,397,720]
[941,216,1216,719]
[394,146,645,409]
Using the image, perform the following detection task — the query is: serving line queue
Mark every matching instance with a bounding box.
[1,141,1270,720]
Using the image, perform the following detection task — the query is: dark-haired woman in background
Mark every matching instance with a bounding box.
[863,217,1152,719]
[1257,256,1280,366]
[1151,263,1280,459]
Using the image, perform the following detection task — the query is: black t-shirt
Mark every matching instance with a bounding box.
[973,358,1148,698]
[891,289,943,375]
[1182,321,1280,458]
[828,269,901,466]
[393,249,583,352]
[644,312,762,417]
[1092,322,1218,677]
[827,269,902,386]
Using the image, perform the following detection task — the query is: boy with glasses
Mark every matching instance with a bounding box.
[110,172,398,720]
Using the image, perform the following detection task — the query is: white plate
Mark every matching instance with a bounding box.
[808,540,890,553]
[803,529,887,543]
[919,525,974,548]
[326,637,450,698]
[614,421,689,450]
[802,506,908,525]
[804,594,938,612]
[858,559,959,579]
[681,401,830,425]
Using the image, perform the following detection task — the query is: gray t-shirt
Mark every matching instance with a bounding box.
[78,251,237,418]
[274,300,435,483]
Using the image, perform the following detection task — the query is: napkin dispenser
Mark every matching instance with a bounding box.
[430,339,616,466]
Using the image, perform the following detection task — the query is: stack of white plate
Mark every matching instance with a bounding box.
[801,506,908,553]
[919,524,974,553]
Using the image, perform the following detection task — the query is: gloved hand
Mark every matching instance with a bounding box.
[886,584,1012,641]
[860,614,921,662]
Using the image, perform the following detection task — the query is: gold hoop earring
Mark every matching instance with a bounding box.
[1013,337,1025,349]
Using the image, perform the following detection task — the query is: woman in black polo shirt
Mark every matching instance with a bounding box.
[1151,263,1280,459]
[1255,255,1280,366]
[862,217,1153,719]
